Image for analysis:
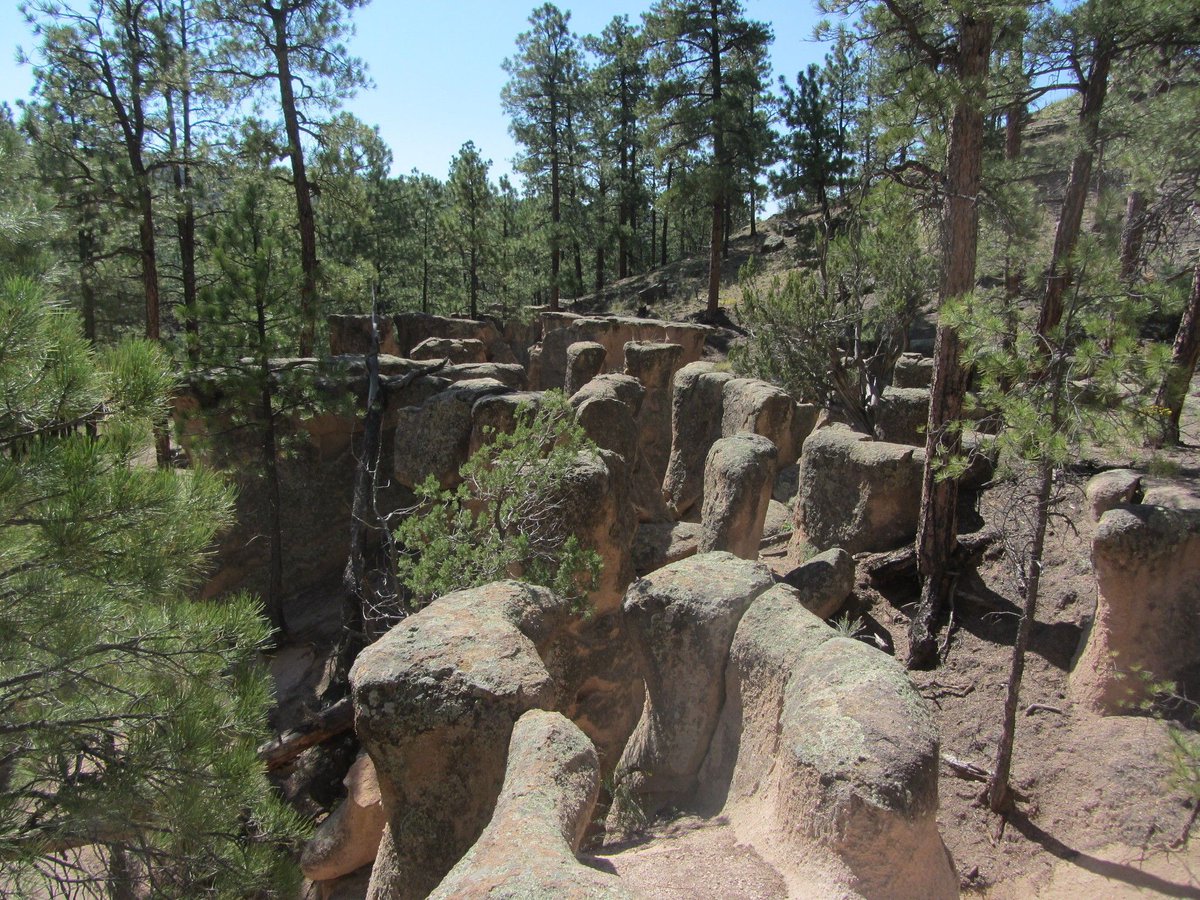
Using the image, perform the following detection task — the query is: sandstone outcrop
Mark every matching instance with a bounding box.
[874,386,930,446]
[1085,469,1143,523]
[624,341,684,483]
[392,378,511,489]
[565,341,607,396]
[301,751,385,884]
[699,433,778,560]
[409,336,488,365]
[893,352,934,388]
[612,553,775,819]
[1072,504,1200,713]
[782,547,855,619]
[350,581,572,900]
[791,424,924,555]
[429,710,631,899]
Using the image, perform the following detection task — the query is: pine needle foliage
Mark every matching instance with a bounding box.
[395,391,602,615]
[0,205,302,896]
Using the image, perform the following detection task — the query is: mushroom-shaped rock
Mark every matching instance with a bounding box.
[700,584,956,899]
[782,547,855,619]
[624,341,684,483]
[611,553,775,820]
[790,424,924,555]
[566,341,608,396]
[1071,505,1200,713]
[664,363,734,518]
[1084,468,1143,523]
[350,581,571,900]
[301,751,386,884]
[699,433,778,560]
[429,710,633,899]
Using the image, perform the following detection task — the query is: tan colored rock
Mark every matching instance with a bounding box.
[624,341,684,483]
[699,584,955,899]
[430,711,632,899]
[439,362,526,389]
[782,547,855,619]
[789,402,821,466]
[761,499,793,546]
[328,314,401,356]
[393,311,518,365]
[351,581,572,900]
[467,391,544,457]
[1085,469,1143,523]
[409,337,488,365]
[699,433,778,560]
[722,378,796,464]
[612,553,775,820]
[301,752,386,883]
[790,424,924,555]
[664,363,734,518]
[1072,505,1200,713]
[566,341,608,396]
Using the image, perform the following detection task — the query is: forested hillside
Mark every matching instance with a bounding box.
[3,0,1200,894]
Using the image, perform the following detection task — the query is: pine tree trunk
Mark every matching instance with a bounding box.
[987,456,1053,812]
[1037,42,1112,337]
[550,143,561,311]
[271,8,319,356]
[909,14,992,670]
[1152,262,1200,447]
[1118,190,1147,282]
[707,198,722,319]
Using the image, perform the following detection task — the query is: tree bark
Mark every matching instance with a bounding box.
[269,5,319,356]
[908,14,992,670]
[1118,189,1148,282]
[705,5,724,320]
[1036,41,1113,338]
[1152,262,1200,446]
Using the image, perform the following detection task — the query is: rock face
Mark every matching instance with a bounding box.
[791,424,924,555]
[350,581,572,900]
[329,312,518,365]
[632,521,702,576]
[536,314,710,392]
[624,341,684,483]
[1072,505,1200,713]
[874,386,930,447]
[612,553,775,819]
[409,337,488,365]
[782,547,855,619]
[722,378,798,465]
[301,751,386,884]
[429,710,631,899]
[893,352,934,388]
[664,363,734,518]
[699,583,956,899]
[393,378,511,489]
[565,341,608,396]
[699,433,778,560]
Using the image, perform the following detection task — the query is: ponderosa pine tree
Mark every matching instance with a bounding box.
[502,3,586,312]
[642,0,772,319]
[445,141,496,319]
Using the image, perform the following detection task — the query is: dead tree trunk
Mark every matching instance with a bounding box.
[1152,261,1200,447]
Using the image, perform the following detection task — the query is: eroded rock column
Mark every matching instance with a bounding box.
[699,433,778,559]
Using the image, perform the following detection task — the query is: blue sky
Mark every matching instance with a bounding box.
[0,1,829,184]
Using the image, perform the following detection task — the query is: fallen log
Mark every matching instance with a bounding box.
[861,527,1000,585]
[258,697,354,771]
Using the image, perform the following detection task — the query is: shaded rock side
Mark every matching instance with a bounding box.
[566,341,608,397]
[612,553,775,820]
[893,352,934,388]
[699,433,778,560]
[663,363,734,518]
[782,547,855,619]
[699,584,956,900]
[350,581,572,900]
[874,386,930,447]
[393,378,511,490]
[1072,505,1200,713]
[430,710,633,899]
[624,341,685,484]
[791,424,924,556]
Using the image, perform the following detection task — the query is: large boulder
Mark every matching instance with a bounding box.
[699,584,956,899]
[790,425,924,555]
[393,311,518,365]
[782,547,855,619]
[1084,469,1143,524]
[612,553,775,819]
[893,352,934,388]
[699,433,778,560]
[429,711,632,899]
[1071,505,1200,713]
[722,378,798,465]
[350,581,572,900]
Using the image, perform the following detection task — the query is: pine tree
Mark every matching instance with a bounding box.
[445,141,496,320]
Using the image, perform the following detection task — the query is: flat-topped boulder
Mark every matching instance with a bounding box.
[410,336,488,365]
